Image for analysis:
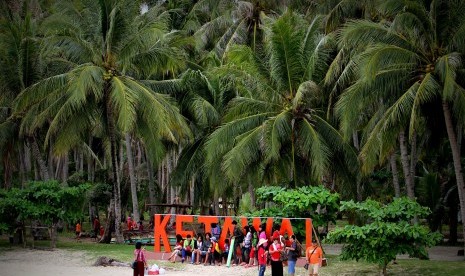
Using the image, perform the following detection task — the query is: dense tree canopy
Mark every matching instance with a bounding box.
[0,0,463,250]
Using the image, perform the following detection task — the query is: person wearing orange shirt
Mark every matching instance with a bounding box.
[305,240,323,276]
[75,222,81,240]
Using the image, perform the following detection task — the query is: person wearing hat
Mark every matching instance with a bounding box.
[257,238,268,276]
[269,231,284,276]
[306,239,323,276]
[205,235,219,265]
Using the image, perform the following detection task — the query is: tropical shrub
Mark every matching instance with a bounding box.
[326,197,442,275]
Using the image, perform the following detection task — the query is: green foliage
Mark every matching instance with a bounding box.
[0,181,91,233]
[326,197,442,274]
[251,185,339,228]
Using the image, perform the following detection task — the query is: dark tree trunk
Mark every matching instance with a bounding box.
[448,201,458,245]
[146,154,156,217]
[390,153,401,197]
[126,133,140,223]
[100,199,115,243]
[399,131,414,199]
[442,101,465,252]
[30,136,50,181]
[104,83,123,244]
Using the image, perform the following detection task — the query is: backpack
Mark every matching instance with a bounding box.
[295,241,303,258]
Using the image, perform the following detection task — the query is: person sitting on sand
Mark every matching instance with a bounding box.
[167,234,183,263]
[192,234,204,264]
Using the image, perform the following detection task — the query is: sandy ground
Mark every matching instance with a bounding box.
[0,245,462,276]
[0,248,263,276]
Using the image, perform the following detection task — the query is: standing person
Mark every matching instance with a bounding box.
[258,223,268,247]
[127,216,132,230]
[242,225,252,265]
[232,220,244,265]
[133,241,147,276]
[75,221,81,240]
[306,239,323,276]
[285,235,297,276]
[257,238,268,276]
[269,232,284,276]
[211,223,221,241]
[221,238,230,264]
[93,217,100,240]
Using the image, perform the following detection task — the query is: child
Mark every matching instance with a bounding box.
[245,243,257,268]
[246,229,258,268]
[222,238,230,264]
[257,238,268,276]
[205,236,218,265]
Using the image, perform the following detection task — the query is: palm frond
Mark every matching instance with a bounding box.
[222,124,264,182]
[297,117,330,179]
[409,73,440,138]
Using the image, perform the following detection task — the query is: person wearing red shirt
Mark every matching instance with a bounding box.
[269,232,284,276]
[257,238,268,276]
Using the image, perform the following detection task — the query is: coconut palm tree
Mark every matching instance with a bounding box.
[335,0,465,243]
[205,11,357,188]
[0,0,51,186]
[14,0,191,243]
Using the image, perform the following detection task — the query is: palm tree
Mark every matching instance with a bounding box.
[14,0,191,243]
[335,0,465,243]
[205,11,356,188]
[0,0,51,186]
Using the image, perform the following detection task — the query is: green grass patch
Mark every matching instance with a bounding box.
[2,235,465,275]
[313,255,465,276]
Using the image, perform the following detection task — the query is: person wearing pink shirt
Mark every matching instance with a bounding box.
[133,242,147,276]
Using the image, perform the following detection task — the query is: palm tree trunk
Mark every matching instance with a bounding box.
[146,157,156,217]
[409,132,418,190]
[2,143,13,189]
[442,101,465,250]
[48,145,54,180]
[30,136,50,181]
[100,199,115,243]
[79,150,84,174]
[50,221,57,248]
[104,86,123,243]
[389,153,401,197]
[62,153,69,183]
[125,133,140,223]
[399,130,414,199]
[248,182,256,208]
[353,131,362,201]
[19,146,26,186]
[457,124,462,153]
[87,137,94,182]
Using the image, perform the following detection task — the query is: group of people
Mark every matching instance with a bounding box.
[126,216,144,231]
[155,221,324,276]
[74,217,104,241]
